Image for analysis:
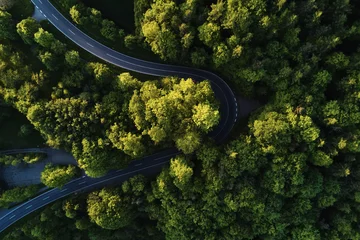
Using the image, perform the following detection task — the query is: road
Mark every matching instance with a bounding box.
[0,149,47,155]
[0,148,180,232]
[32,0,238,143]
[0,0,238,233]
[0,148,77,187]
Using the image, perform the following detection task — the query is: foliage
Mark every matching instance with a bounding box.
[0,154,21,166]
[16,17,40,45]
[127,77,219,154]
[0,153,46,166]
[87,188,135,230]
[2,0,360,239]
[0,185,40,208]
[41,164,79,188]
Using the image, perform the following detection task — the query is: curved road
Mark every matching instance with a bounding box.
[33,0,238,143]
[0,0,238,233]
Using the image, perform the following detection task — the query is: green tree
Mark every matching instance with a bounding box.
[0,0,15,10]
[87,188,136,230]
[34,28,55,49]
[16,17,40,45]
[100,19,118,41]
[0,185,40,208]
[128,77,219,154]
[0,10,16,40]
[169,156,193,190]
[41,164,79,188]
[65,50,81,67]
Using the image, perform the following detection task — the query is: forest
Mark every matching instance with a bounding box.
[1,0,360,239]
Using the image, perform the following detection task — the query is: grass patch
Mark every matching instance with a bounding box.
[81,0,134,32]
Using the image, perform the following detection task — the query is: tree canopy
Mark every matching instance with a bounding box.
[2,0,360,239]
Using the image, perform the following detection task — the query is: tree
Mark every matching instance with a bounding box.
[61,70,84,88]
[0,0,15,10]
[100,19,118,41]
[124,34,138,49]
[169,156,193,190]
[69,4,86,25]
[88,7,102,25]
[41,164,79,188]
[191,48,208,67]
[134,0,150,34]
[38,51,59,71]
[34,28,55,49]
[192,103,219,132]
[128,77,220,154]
[75,138,127,177]
[87,188,136,230]
[65,50,81,67]
[0,185,40,208]
[198,22,221,47]
[141,0,181,61]
[108,125,145,158]
[175,131,201,154]
[0,154,21,166]
[16,17,40,45]
[50,40,66,55]
[86,62,112,83]
[212,43,231,67]
[0,10,16,40]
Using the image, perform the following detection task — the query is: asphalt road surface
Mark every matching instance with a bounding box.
[0,0,238,233]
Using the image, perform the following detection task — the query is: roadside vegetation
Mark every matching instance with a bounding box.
[0,153,47,166]
[1,0,360,240]
[50,0,159,61]
[41,164,79,188]
[0,184,41,209]
[0,4,219,179]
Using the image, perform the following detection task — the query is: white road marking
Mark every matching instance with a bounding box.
[39,10,43,13]
[39,0,43,3]
[86,42,94,48]
[76,160,171,193]
[69,29,75,35]
[52,14,58,20]
[9,215,15,220]
[25,205,33,209]
[106,53,121,61]
[43,196,50,201]
[82,176,86,178]
[36,6,39,9]
[60,188,68,192]
[43,14,47,18]
[135,163,142,167]
[0,159,173,225]
[78,181,86,185]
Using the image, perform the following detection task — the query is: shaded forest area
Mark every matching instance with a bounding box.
[1,0,360,239]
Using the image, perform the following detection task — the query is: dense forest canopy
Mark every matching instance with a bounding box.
[0,12,220,177]
[1,0,360,239]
